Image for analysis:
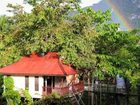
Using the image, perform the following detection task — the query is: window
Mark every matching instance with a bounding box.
[35,76,39,91]
[25,76,29,89]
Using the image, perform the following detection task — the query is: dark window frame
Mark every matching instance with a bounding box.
[35,76,39,91]
[25,76,29,89]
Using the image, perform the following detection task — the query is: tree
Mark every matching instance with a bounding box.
[95,26,140,84]
[0,0,110,71]
[0,0,139,85]
[21,89,33,105]
[3,76,21,105]
[0,74,3,97]
[0,74,6,104]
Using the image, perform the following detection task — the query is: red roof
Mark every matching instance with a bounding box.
[0,52,77,76]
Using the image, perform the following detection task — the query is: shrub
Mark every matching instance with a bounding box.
[34,92,71,105]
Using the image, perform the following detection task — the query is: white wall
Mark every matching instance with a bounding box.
[12,76,43,98]
[28,76,43,98]
[13,76,25,90]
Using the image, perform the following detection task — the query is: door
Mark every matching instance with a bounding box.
[43,76,52,94]
[47,77,52,94]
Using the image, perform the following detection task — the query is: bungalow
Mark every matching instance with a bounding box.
[0,52,84,98]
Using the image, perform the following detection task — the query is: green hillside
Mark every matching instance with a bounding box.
[92,0,140,30]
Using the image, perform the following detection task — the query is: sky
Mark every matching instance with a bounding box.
[80,0,102,7]
[0,0,102,16]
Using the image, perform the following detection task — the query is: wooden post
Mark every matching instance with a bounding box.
[125,78,129,105]
[62,78,64,87]
[126,95,129,105]
[91,78,94,105]
[87,72,91,105]
[137,84,140,105]
[116,94,120,105]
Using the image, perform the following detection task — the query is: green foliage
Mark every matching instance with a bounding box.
[21,89,33,105]
[34,92,71,105]
[0,74,6,104]
[0,0,139,86]
[94,27,140,85]
[0,0,99,72]
[0,74,3,95]
[3,76,21,105]
[7,3,24,15]
[0,16,11,32]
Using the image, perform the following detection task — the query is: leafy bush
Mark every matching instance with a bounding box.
[3,76,21,105]
[0,74,6,105]
[21,89,33,105]
[34,92,71,105]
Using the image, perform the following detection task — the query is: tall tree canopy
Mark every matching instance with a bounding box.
[0,0,139,84]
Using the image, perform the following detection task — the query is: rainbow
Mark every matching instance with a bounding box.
[106,0,133,30]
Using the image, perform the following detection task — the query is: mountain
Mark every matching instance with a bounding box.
[91,0,140,30]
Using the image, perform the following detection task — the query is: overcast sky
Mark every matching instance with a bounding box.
[0,0,102,16]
